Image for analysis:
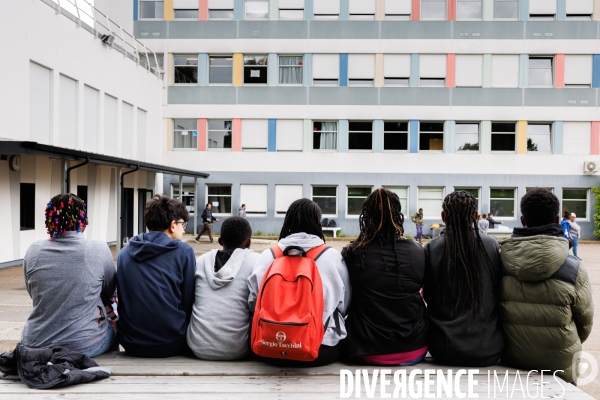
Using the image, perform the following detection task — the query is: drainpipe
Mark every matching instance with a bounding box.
[65,157,90,193]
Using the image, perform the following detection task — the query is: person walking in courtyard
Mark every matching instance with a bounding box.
[195,204,220,243]
[569,213,581,260]
[411,208,424,243]
[239,204,247,218]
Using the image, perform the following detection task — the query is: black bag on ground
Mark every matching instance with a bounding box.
[321,218,329,227]
[327,220,337,227]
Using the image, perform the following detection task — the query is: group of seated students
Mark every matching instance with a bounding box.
[21,188,592,383]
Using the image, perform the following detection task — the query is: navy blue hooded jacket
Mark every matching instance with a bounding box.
[116,231,196,357]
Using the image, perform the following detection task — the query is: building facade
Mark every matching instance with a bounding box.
[137,0,600,237]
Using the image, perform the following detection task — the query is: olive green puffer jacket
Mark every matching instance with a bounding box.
[500,235,593,382]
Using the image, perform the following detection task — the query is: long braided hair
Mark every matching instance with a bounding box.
[45,193,88,239]
[279,198,325,241]
[441,191,492,318]
[345,188,405,270]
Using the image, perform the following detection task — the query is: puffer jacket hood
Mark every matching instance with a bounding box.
[501,235,569,281]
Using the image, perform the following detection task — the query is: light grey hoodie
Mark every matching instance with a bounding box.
[247,233,351,347]
[186,248,259,360]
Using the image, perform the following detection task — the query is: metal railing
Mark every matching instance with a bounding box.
[40,0,163,79]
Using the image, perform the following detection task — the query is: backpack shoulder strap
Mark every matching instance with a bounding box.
[270,245,283,259]
[306,244,330,261]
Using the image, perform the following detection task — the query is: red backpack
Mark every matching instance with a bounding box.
[251,244,330,361]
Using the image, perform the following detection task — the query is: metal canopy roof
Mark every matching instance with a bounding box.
[0,141,209,178]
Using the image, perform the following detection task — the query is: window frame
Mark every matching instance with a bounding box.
[455,122,481,153]
[561,188,589,221]
[418,121,444,153]
[312,121,338,152]
[243,54,268,85]
[173,8,199,19]
[206,184,233,216]
[421,0,447,20]
[314,14,339,20]
[172,185,196,214]
[207,119,233,151]
[526,122,553,154]
[312,185,338,218]
[173,54,198,85]
[490,122,517,153]
[279,8,305,20]
[173,119,198,151]
[489,187,517,221]
[139,0,164,20]
[456,0,483,20]
[417,186,445,219]
[208,8,235,20]
[346,186,373,218]
[383,121,409,152]
[348,121,374,152]
[208,55,234,86]
[278,55,304,86]
[244,0,269,20]
[493,0,519,20]
[528,56,554,88]
[275,184,304,217]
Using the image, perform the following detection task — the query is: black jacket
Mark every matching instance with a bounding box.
[486,217,502,229]
[202,208,217,224]
[0,343,110,389]
[424,233,504,367]
[342,238,428,359]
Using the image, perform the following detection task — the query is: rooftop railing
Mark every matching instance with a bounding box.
[41,0,163,79]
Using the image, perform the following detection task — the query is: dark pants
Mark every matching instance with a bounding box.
[196,222,213,243]
[416,225,423,241]
[256,342,341,368]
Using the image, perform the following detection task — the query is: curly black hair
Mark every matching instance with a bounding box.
[220,216,252,248]
[144,195,189,231]
[520,188,559,227]
[45,193,88,238]
[279,198,324,241]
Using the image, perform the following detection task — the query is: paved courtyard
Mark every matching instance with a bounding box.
[1,236,599,398]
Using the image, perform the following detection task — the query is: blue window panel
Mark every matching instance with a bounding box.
[593,55,600,88]
[268,119,277,152]
[339,54,348,87]
[409,120,419,153]
[133,0,139,21]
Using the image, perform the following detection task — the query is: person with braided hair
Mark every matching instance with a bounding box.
[22,193,117,357]
[342,188,428,365]
[423,190,504,367]
[248,198,351,367]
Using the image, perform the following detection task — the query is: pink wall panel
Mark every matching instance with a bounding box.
[555,54,564,88]
[446,54,456,88]
[199,0,208,20]
[411,0,420,20]
[197,118,207,151]
[232,118,242,152]
[448,0,456,20]
[592,122,600,155]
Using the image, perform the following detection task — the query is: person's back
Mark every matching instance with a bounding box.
[499,188,593,382]
[187,217,258,360]
[117,195,195,358]
[247,199,351,367]
[343,189,427,365]
[424,191,504,367]
[478,218,489,234]
[22,194,116,355]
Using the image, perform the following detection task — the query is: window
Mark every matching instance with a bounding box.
[77,186,88,204]
[173,185,196,214]
[279,56,303,85]
[491,122,516,152]
[312,186,337,216]
[457,0,482,19]
[277,120,304,151]
[528,57,553,88]
[348,55,375,86]
[564,55,592,88]
[455,123,480,151]
[419,122,444,151]
[490,188,515,218]
[280,9,304,18]
[418,187,444,219]
[209,56,233,85]
[349,121,373,151]
[314,0,340,19]
[527,123,552,153]
[140,0,164,19]
[385,0,411,20]
[242,119,268,151]
[563,122,591,155]
[491,55,519,88]
[209,0,235,19]
[454,187,480,211]
[384,187,409,213]
[349,0,375,19]
[348,187,372,216]
[421,0,446,20]
[279,0,304,19]
[563,189,588,219]
[419,55,446,87]
[173,119,198,149]
[207,120,232,149]
[455,55,483,88]
[526,187,553,192]
[244,55,268,84]
[207,185,232,215]
[313,121,338,150]
[173,0,199,19]
[245,0,268,19]
[494,0,518,19]
[313,54,339,86]
[529,0,556,20]
[384,54,410,86]
[20,183,35,230]
[240,185,268,216]
[104,94,117,155]
[275,185,304,216]
[566,0,592,21]
[174,54,198,84]
[384,122,409,151]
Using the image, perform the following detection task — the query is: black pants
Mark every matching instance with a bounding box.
[257,342,342,368]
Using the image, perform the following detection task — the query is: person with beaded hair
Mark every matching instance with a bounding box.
[21,193,117,357]
[423,190,504,367]
[342,188,428,366]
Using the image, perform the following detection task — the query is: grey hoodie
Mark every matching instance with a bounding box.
[187,248,259,360]
[247,233,351,347]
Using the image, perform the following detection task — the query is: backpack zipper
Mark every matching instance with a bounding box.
[259,318,308,327]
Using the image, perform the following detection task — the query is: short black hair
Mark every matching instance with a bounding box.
[241,204,246,207]
[520,188,560,227]
[144,195,189,231]
[220,216,252,248]
[487,213,493,217]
